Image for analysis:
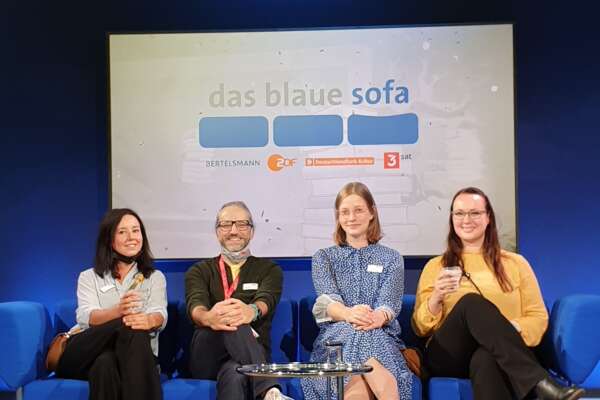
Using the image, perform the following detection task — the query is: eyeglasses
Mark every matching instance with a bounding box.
[338,207,369,218]
[451,210,487,220]
[216,220,253,232]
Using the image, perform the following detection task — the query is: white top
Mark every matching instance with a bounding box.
[75,265,168,356]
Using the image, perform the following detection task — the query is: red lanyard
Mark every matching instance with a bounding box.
[218,256,240,299]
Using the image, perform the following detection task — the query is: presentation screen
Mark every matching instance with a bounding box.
[109,24,516,259]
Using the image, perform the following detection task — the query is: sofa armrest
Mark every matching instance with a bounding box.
[544,294,600,384]
[0,301,49,391]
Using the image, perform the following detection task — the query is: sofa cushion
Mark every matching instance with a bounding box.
[540,294,600,384]
[162,379,217,400]
[428,377,473,400]
[0,301,51,391]
[24,378,88,400]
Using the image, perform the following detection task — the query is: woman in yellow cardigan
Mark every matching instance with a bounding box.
[412,187,584,400]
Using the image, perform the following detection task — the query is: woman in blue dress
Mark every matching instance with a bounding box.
[302,182,413,400]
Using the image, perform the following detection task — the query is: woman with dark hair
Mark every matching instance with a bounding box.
[302,182,413,400]
[412,187,584,400]
[55,208,167,400]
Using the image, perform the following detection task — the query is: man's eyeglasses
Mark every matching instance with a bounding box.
[451,210,487,220]
[216,220,253,232]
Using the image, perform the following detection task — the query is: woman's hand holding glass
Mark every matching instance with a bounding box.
[117,290,143,316]
[118,290,161,330]
[428,268,462,315]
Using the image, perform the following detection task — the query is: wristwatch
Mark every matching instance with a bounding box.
[249,303,262,321]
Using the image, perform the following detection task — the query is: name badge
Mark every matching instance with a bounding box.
[100,284,115,293]
[243,283,259,290]
[367,264,383,273]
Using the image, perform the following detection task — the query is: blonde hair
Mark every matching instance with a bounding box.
[333,182,382,245]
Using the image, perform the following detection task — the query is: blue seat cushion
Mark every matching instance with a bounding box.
[429,377,473,400]
[24,378,89,400]
[0,301,51,390]
[162,379,217,400]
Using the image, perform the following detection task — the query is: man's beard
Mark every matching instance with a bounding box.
[220,236,251,263]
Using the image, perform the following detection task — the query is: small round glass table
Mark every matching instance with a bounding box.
[237,362,373,400]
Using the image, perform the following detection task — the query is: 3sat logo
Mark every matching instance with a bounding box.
[267,154,297,172]
[383,152,400,169]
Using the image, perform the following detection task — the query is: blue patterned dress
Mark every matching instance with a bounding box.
[301,244,413,399]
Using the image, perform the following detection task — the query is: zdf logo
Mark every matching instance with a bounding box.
[267,154,297,172]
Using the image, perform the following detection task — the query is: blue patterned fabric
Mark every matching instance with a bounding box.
[301,244,413,399]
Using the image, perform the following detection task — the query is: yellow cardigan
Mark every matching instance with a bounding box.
[412,250,549,346]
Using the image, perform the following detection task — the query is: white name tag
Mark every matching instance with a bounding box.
[243,283,259,290]
[367,264,383,273]
[100,284,115,293]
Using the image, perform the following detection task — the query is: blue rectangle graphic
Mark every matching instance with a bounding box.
[274,115,343,147]
[348,113,418,145]
[199,116,268,148]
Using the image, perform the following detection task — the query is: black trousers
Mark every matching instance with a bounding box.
[424,293,547,400]
[189,324,279,400]
[56,318,162,400]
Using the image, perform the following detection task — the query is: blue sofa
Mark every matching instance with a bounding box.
[299,294,600,400]
[1,294,600,400]
[0,299,296,400]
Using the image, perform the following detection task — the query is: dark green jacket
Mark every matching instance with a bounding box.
[185,256,283,354]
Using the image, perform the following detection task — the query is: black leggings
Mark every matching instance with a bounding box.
[56,318,162,400]
[424,293,547,400]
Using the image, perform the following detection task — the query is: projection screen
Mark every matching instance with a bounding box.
[109,24,516,258]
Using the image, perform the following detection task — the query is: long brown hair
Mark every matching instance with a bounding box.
[333,182,382,246]
[442,187,512,292]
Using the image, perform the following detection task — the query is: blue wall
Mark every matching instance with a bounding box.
[1,0,599,310]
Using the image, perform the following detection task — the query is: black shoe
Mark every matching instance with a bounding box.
[535,377,586,400]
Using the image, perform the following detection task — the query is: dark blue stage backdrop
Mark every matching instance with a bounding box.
[1,0,598,341]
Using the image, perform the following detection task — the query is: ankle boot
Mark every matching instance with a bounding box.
[535,377,585,400]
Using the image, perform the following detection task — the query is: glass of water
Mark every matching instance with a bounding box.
[443,266,463,291]
[130,288,149,314]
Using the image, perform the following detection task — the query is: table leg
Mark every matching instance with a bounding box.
[336,376,344,400]
[327,376,332,399]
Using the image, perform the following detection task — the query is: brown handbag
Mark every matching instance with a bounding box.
[45,328,82,372]
[401,347,428,380]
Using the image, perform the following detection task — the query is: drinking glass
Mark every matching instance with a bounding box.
[443,266,463,291]
[130,288,149,314]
